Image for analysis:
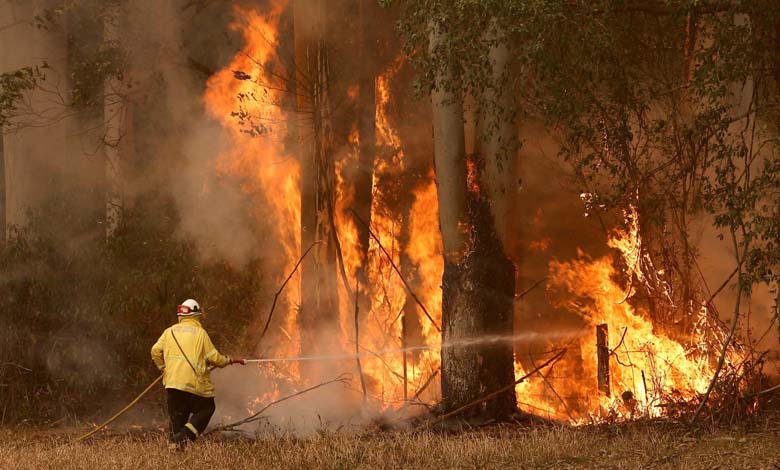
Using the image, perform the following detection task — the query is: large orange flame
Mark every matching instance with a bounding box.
[203,3,736,424]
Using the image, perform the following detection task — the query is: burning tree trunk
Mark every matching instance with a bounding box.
[353,0,377,264]
[295,0,341,361]
[430,20,517,419]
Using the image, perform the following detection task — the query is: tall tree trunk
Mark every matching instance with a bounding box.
[473,26,517,418]
[296,0,341,366]
[478,32,516,248]
[353,0,376,264]
[104,2,129,238]
[429,19,473,414]
[430,19,517,419]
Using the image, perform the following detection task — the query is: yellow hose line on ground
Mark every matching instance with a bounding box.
[73,374,163,443]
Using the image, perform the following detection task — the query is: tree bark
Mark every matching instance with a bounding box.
[477,28,517,248]
[441,181,517,418]
[428,19,474,414]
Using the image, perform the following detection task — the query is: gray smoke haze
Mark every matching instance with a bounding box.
[121,0,264,267]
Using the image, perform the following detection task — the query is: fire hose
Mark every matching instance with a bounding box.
[72,333,565,443]
[73,374,163,443]
[71,346,433,443]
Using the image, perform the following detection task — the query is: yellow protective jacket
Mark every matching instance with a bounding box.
[150,317,231,397]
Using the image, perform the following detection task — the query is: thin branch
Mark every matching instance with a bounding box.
[514,277,548,301]
[691,230,743,423]
[349,208,440,332]
[528,350,574,422]
[0,363,32,372]
[705,266,739,308]
[610,327,629,356]
[412,370,439,403]
[257,241,323,346]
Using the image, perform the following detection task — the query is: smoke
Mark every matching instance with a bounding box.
[120,0,267,267]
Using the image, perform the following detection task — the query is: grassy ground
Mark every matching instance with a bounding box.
[2,422,780,470]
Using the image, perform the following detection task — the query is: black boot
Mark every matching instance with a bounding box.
[169,431,189,452]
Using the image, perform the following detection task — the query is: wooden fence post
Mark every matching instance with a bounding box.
[596,324,611,397]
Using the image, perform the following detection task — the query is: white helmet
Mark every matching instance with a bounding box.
[177,298,202,317]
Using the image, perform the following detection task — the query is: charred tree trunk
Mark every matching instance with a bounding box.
[296,0,341,363]
[442,177,517,418]
[430,20,516,420]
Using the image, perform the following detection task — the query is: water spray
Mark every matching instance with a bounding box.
[244,330,584,364]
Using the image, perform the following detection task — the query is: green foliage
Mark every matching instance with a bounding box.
[392,0,780,307]
[34,0,127,108]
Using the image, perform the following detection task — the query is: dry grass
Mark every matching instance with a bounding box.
[1,423,780,469]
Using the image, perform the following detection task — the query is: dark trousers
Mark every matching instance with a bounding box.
[166,388,216,441]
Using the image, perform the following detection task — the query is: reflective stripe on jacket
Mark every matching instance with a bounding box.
[150,317,231,397]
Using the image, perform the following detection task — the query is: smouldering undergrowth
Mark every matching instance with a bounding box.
[2,423,780,469]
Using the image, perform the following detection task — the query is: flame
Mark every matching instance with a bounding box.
[514,214,734,421]
[203,3,734,424]
[203,1,300,392]
[335,55,443,407]
[204,2,442,412]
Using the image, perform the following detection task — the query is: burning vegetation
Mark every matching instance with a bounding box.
[1,0,779,438]
[197,0,756,430]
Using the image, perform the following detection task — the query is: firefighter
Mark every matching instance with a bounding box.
[151,298,246,450]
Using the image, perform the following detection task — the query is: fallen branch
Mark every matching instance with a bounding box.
[751,382,780,398]
[257,241,323,346]
[422,349,566,428]
[349,208,440,332]
[388,371,440,426]
[213,374,351,432]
